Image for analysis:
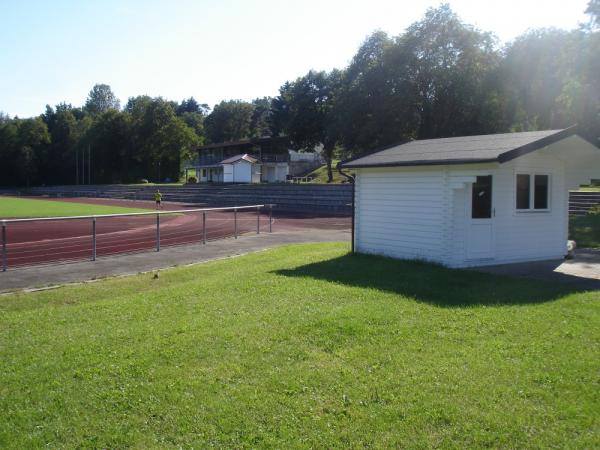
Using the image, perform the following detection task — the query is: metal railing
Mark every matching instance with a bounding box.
[287,176,314,184]
[260,154,290,163]
[1,204,274,272]
[193,153,290,166]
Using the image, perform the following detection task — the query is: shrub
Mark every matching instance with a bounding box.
[138,178,149,184]
[187,176,198,184]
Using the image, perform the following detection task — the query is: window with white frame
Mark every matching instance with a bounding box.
[516,174,550,211]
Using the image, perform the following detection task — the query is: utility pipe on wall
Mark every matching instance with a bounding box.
[336,161,356,254]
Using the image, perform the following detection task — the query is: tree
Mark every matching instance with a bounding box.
[40,103,85,184]
[124,95,153,114]
[333,5,505,157]
[86,110,130,183]
[272,70,343,182]
[176,97,209,116]
[14,118,50,186]
[179,111,205,143]
[335,31,420,155]
[250,97,272,138]
[204,100,254,143]
[175,97,208,143]
[587,0,600,28]
[398,4,503,139]
[128,97,200,181]
[501,28,600,142]
[84,84,120,114]
[0,119,19,186]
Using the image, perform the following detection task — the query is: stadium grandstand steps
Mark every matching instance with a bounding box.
[17,184,353,214]
[568,191,600,216]
[8,186,599,217]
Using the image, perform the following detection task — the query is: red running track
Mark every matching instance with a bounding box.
[1,198,350,269]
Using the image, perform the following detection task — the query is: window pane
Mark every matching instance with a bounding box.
[534,175,549,209]
[516,174,530,209]
[472,175,492,219]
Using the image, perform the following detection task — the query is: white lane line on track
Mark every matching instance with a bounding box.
[8,229,263,266]
[3,212,228,248]
[7,213,268,250]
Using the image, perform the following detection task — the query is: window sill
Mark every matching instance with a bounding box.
[515,209,551,214]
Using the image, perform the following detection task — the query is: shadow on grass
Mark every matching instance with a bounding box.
[275,252,588,307]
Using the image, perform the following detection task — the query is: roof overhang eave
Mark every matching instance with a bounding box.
[340,125,586,170]
[497,125,579,163]
[341,158,499,169]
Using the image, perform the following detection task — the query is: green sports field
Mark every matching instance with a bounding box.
[0,196,151,219]
[1,243,598,448]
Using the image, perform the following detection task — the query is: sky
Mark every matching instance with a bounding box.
[0,0,592,118]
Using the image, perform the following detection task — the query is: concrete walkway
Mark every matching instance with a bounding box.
[0,229,350,293]
[2,230,598,293]
[474,249,600,290]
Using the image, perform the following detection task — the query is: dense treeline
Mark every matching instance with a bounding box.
[1,2,598,186]
[0,89,204,186]
[273,3,600,180]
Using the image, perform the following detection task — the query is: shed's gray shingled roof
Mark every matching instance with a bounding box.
[341,128,576,168]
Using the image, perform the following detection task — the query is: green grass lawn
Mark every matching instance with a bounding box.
[570,208,600,248]
[576,185,600,191]
[1,243,598,448]
[0,196,151,219]
[305,159,347,183]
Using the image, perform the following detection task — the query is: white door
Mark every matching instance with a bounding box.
[467,175,494,260]
[265,166,275,182]
[223,164,233,183]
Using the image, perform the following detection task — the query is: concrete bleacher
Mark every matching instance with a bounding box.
[569,191,600,216]
[8,185,599,217]
[19,183,353,214]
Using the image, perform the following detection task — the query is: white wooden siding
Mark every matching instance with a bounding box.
[449,186,468,265]
[224,160,253,183]
[355,167,447,263]
[487,150,567,265]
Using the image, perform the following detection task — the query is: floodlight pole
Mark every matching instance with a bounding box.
[75,148,79,185]
[269,204,272,233]
[234,209,238,239]
[88,144,91,185]
[81,147,85,185]
[156,214,160,251]
[256,206,260,234]
[351,179,355,253]
[1,221,7,272]
[92,217,96,261]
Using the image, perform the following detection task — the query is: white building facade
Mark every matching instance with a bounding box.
[185,137,291,184]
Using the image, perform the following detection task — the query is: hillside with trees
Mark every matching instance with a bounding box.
[1,2,598,186]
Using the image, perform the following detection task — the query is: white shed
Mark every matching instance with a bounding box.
[341,127,600,267]
[221,154,262,184]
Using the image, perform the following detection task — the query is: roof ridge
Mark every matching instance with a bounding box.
[396,129,566,145]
